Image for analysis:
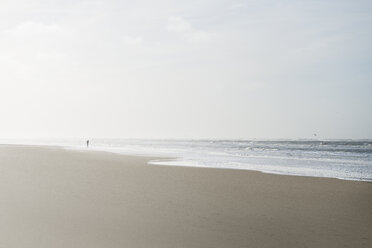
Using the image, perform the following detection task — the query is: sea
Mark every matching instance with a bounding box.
[1,139,372,182]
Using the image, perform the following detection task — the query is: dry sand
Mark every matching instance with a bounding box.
[0,145,371,248]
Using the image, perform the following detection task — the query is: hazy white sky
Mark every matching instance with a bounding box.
[1,0,371,139]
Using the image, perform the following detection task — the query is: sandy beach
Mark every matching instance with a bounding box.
[0,145,371,248]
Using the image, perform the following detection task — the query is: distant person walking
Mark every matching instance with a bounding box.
[86,140,89,148]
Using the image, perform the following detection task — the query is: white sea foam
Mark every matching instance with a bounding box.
[1,139,372,182]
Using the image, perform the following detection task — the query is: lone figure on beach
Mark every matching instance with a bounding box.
[86,140,89,148]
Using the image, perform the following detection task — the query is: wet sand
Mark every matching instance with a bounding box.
[0,145,371,248]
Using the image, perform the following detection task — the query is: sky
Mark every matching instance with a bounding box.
[0,0,371,139]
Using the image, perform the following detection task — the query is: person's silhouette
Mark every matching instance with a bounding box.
[86,140,89,148]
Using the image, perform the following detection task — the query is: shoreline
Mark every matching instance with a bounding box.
[1,144,371,247]
[2,143,371,182]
